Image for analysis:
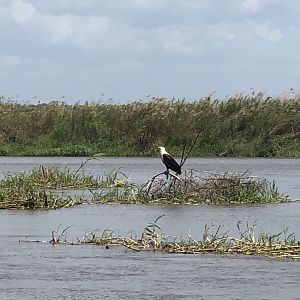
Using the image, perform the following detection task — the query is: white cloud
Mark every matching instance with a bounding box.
[241,0,261,12]
[226,33,235,40]
[41,14,111,47]
[256,24,283,42]
[129,0,167,10]
[8,0,35,25]
[0,54,21,66]
[162,28,198,56]
[3,0,112,49]
[0,0,299,101]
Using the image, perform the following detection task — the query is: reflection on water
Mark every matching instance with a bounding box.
[1,157,300,299]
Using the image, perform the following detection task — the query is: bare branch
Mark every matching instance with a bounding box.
[180,132,201,167]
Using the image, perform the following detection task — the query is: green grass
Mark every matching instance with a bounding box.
[0,166,288,209]
[0,184,76,209]
[0,166,130,189]
[1,94,300,157]
[0,166,132,209]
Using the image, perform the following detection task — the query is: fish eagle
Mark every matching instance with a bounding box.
[158,146,181,175]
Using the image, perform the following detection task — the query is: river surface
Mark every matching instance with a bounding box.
[1,157,300,299]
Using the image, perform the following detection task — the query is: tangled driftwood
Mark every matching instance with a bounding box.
[137,170,287,204]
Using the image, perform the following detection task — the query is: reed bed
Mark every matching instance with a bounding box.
[21,219,300,260]
[0,166,131,209]
[0,166,130,189]
[1,94,300,157]
[0,185,80,209]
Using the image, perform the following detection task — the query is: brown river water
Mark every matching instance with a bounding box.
[0,157,300,299]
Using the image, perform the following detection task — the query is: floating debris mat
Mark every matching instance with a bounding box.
[20,219,300,261]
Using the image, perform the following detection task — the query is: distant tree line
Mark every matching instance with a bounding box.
[0,93,300,157]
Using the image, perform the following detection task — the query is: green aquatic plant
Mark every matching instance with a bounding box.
[0,166,288,209]
[0,165,132,209]
[0,184,79,209]
[0,166,131,189]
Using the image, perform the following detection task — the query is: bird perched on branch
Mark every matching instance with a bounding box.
[158,146,181,176]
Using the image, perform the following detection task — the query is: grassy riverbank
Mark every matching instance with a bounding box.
[1,93,300,157]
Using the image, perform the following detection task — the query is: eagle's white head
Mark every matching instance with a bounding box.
[158,146,168,156]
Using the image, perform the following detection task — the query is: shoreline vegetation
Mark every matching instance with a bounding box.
[21,218,300,260]
[0,166,288,209]
[1,93,300,157]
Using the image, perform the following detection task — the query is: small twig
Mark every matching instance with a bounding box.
[179,141,187,167]
[180,132,201,167]
[75,157,95,174]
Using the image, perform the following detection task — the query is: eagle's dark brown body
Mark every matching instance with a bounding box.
[158,147,181,175]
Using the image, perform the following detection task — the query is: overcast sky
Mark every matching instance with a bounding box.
[0,0,299,103]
